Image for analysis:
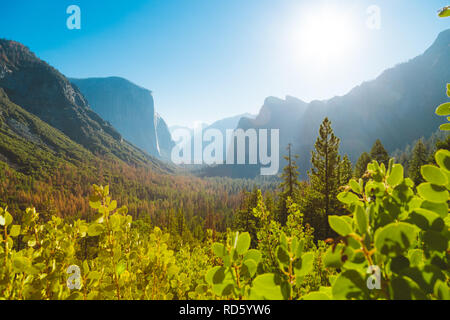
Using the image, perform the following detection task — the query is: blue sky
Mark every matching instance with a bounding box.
[1,0,449,127]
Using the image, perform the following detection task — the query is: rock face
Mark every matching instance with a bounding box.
[0,39,162,166]
[238,96,308,155]
[70,77,174,160]
[155,113,175,160]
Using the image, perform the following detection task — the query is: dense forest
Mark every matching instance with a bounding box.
[1,87,449,299]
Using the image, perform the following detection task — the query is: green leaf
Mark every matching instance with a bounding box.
[423,230,447,252]
[354,205,368,235]
[438,7,450,17]
[280,232,288,248]
[439,123,450,131]
[0,215,4,226]
[205,266,226,285]
[87,223,105,237]
[302,292,331,300]
[435,149,450,172]
[390,255,410,273]
[402,265,446,295]
[392,184,413,204]
[280,281,291,300]
[83,260,90,275]
[4,211,12,226]
[212,282,234,296]
[291,237,298,254]
[349,179,362,194]
[116,206,128,215]
[422,165,448,186]
[407,249,424,268]
[294,252,314,277]
[435,102,450,115]
[332,270,369,300]
[9,225,21,237]
[242,259,257,278]
[374,222,418,257]
[108,200,117,212]
[323,244,345,269]
[6,237,13,249]
[408,208,444,231]
[391,277,412,299]
[109,214,121,231]
[116,260,126,276]
[365,181,386,197]
[167,266,179,279]
[387,164,403,186]
[12,256,30,273]
[337,192,359,205]
[417,183,449,203]
[66,292,83,300]
[276,246,290,266]
[328,216,352,236]
[421,200,448,218]
[89,196,101,209]
[295,238,305,258]
[434,280,450,300]
[212,243,226,258]
[251,274,284,300]
[235,232,251,255]
[244,249,262,264]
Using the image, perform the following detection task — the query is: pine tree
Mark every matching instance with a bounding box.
[232,188,261,246]
[167,208,178,236]
[370,139,389,168]
[176,208,186,237]
[354,152,371,178]
[308,118,342,238]
[300,185,327,240]
[428,134,450,164]
[277,144,301,225]
[408,139,428,185]
[339,154,353,186]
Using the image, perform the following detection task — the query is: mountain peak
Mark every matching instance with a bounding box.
[0,39,38,69]
[424,28,450,55]
[436,28,450,42]
[70,76,153,94]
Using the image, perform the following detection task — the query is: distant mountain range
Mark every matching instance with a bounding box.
[203,29,450,178]
[169,113,256,164]
[71,77,174,160]
[1,28,449,180]
[170,113,255,136]
[208,113,256,134]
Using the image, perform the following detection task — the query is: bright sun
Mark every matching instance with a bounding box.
[295,7,357,64]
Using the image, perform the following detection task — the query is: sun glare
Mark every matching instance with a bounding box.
[294,7,358,64]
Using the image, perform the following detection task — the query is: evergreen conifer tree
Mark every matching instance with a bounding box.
[354,152,371,178]
[408,139,428,185]
[370,139,389,168]
[339,154,353,186]
[308,118,342,238]
[277,144,301,225]
[232,188,261,246]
